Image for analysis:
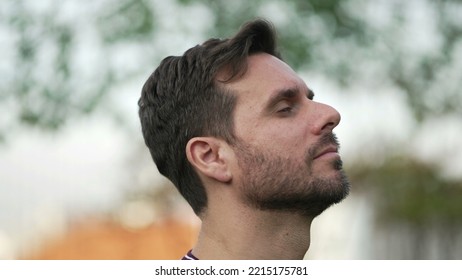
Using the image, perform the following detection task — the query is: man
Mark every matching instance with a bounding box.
[138,19,350,260]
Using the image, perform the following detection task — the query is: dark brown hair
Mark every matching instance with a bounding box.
[138,19,281,215]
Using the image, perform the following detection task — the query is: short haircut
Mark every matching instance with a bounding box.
[139,19,281,215]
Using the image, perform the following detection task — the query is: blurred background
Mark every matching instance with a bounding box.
[0,0,461,259]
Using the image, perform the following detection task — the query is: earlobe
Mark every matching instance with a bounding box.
[186,137,232,183]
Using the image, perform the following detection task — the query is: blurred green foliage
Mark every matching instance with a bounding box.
[2,0,461,139]
[349,157,462,225]
[348,157,462,259]
[98,0,155,43]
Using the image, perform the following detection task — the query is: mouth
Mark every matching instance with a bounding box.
[313,145,339,160]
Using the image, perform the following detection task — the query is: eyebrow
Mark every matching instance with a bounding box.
[265,86,315,111]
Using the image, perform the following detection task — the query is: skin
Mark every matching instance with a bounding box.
[186,53,343,259]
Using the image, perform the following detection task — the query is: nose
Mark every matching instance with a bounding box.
[310,102,341,135]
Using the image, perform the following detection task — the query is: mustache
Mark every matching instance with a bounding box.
[307,132,340,160]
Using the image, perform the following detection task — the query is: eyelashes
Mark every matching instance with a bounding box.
[277,107,293,114]
[276,94,312,115]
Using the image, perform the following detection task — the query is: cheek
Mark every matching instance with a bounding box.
[254,124,310,156]
[273,122,309,143]
[234,106,313,155]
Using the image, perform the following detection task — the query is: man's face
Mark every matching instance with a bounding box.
[225,53,350,217]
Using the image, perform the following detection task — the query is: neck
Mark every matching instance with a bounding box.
[192,206,313,260]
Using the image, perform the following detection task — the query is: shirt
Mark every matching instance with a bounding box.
[181,250,199,260]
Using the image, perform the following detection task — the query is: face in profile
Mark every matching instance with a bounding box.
[226,53,350,217]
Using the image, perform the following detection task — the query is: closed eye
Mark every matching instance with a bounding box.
[278,106,293,113]
[276,100,296,115]
[265,86,313,116]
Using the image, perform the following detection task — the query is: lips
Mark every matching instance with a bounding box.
[313,145,339,159]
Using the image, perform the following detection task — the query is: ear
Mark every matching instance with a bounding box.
[186,137,232,183]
